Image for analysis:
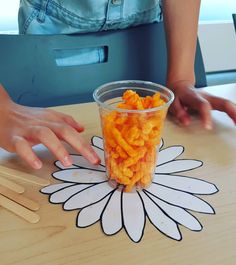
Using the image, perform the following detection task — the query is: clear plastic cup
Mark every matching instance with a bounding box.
[93,80,174,192]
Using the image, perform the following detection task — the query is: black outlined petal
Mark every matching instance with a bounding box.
[144,191,202,231]
[64,182,113,210]
[157,146,184,166]
[153,174,218,195]
[122,191,145,243]
[50,184,91,204]
[41,183,73,194]
[156,159,203,174]
[53,169,106,183]
[140,191,182,241]
[101,190,122,236]
[55,155,105,171]
[91,136,104,150]
[77,193,112,228]
[145,184,215,214]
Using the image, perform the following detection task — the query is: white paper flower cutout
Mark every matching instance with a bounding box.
[41,136,218,243]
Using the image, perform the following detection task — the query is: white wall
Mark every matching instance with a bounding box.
[0,0,19,32]
[198,22,236,72]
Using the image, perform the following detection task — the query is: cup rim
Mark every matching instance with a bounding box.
[93,80,175,113]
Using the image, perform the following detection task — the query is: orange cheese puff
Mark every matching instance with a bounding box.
[145,146,157,163]
[152,92,166,107]
[127,126,140,141]
[116,145,128,159]
[128,138,145,147]
[141,96,153,109]
[122,167,133,179]
[115,114,128,125]
[116,103,133,110]
[130,162,141,172]
[122,90,144,110]
[105,137,117,148]
[141,122,153,135]
[111,127,136,157]
[111,151,119,159]
[125,172,143,192]
[122,147,147,168]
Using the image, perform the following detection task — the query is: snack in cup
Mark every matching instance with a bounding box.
[93,81,174,192]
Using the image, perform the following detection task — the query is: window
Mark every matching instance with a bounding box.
[198,0,236,73]
[0,0,19,33]
[200,0,236,22]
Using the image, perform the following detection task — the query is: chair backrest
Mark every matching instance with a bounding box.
[233,14,236,32]
[0,22,206,107]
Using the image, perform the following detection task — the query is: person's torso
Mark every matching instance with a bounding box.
[19,0,162,34]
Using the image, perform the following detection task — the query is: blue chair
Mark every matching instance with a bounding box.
[233,14,236,32]
[0,22,206,107]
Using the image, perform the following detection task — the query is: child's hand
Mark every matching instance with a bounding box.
[168,80,236,129]
[0,96,100,169]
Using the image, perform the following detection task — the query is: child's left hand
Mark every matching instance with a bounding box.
[168,80,236,129]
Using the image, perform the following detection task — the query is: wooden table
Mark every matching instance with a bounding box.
[0,83,236,265]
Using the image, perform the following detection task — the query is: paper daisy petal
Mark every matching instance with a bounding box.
[122,191,145,243]
[91,136,104,150]
[53,169,106,183]
[77,194,111,228]
[145,191,202,231]
[156,159,203,174]
[55,160,78,170]
[55,155,105,171]
[101,190,122,235]
[140,191,182,240]
[64,182,114,210]
[153,174,218,195]
[146,184,214,214]
[41,183,73,194]
[159,138,164,150]
[50,184,90,203]
[157,146,184,165]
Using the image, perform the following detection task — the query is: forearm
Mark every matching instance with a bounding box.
[162,0,201,86]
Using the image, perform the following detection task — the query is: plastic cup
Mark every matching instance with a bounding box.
[93,80,174,192]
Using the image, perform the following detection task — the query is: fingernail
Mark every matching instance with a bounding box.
[88,152,101,165]
[63,156,72,167]
[33,160,42,169]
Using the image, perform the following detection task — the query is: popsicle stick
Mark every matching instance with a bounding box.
[0,194,40,223]
[0,175,25,193]
[0,186,40,211]
[0,165,50,186]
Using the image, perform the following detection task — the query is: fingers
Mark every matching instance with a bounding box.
[12,136,43,169]
[169,98,191,126]
[49,124,101,165]
[200,92,236,124]
[49,110,84,132]
[191,96,213,130]
[61,115,84,132]
[30,126,73,167]
[174,89,213,130]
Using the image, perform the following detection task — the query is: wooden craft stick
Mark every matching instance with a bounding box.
[0,194,40,223]
[0,165,50,186]
[0,175,25,193]
[0,186,40,211]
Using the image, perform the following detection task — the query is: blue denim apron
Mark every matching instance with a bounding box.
[18,0,162,66]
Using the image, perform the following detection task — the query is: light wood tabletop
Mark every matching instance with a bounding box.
[0,83,235,265]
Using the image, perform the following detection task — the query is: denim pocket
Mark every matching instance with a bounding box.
[18,3,39,34]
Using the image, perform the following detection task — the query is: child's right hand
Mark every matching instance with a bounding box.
[0,85,100,169]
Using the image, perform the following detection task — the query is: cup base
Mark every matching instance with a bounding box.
[107,178,152,193]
